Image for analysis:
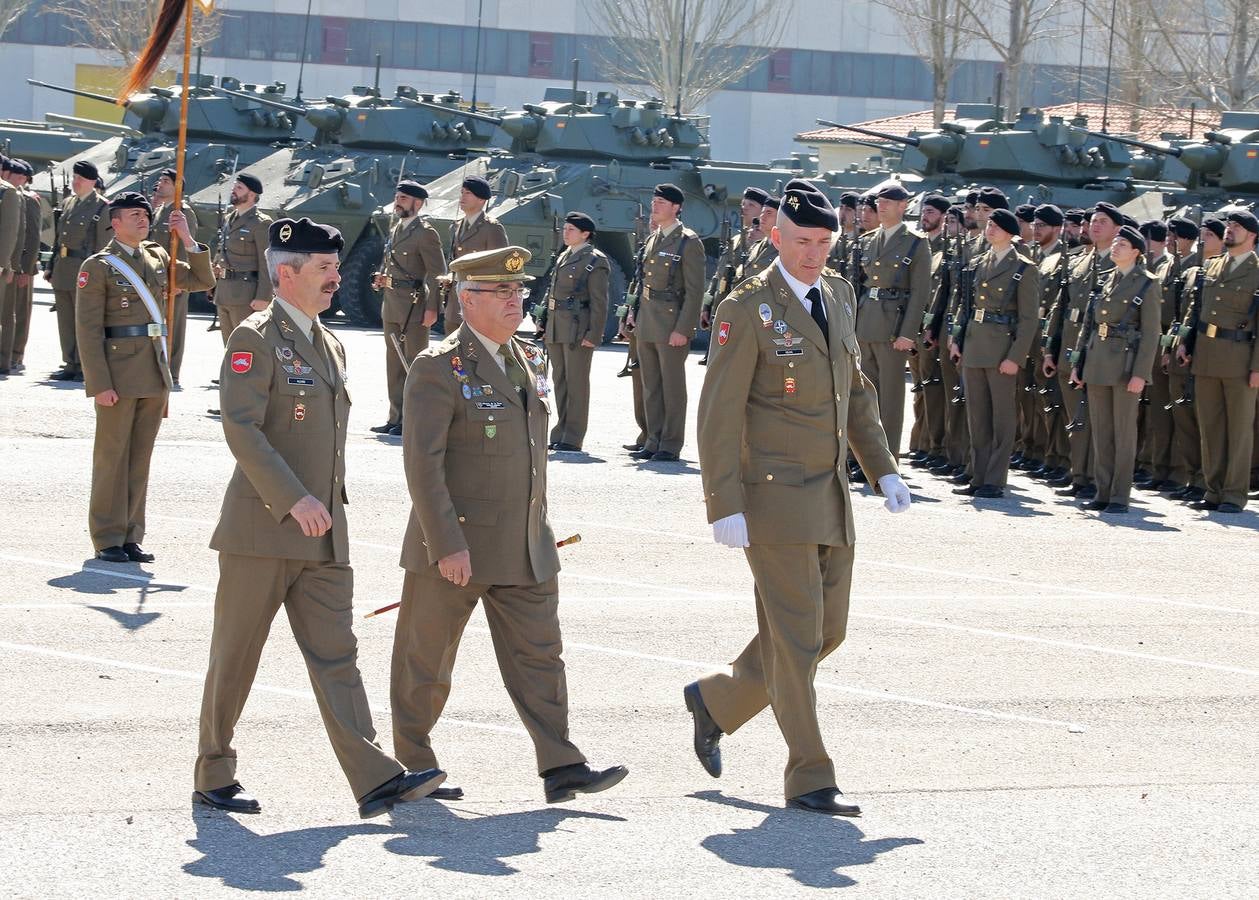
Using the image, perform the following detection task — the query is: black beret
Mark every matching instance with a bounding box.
[976,186,1008,210]
[73,160,99,180]
[1065,208,1087,225]
[946,205,966,222]
[860,192,878,210]
[462,175,492,200]
[1202,217,1225,239]
[1121,214,1139,230]
[654,182,684,205]
[396,180,428,200]
[12,159,33,178]
[0,157,10,172]
[874,181,911,202]
[964,190,979,205]
[269,217,345,254]
[1092,202,1123,226]
[742,187,769,205]
[565,210,596,234]
[236,172,263,196]
[922,193,950,214]
[158,168,178,184]
[1014,203,1037,223]
[1033,204,1064,227]
[1114,225,1146,253]
[108,191,152,216]
[762,195,780,210]
[988,208,1020,237]
[1226,210,1259,235]
[838,191,859,210]
[779,178,838,232]
[1139,219,1168,242]
[1167,216,1199,240]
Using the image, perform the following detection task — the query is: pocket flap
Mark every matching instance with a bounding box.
[742,458,805,485]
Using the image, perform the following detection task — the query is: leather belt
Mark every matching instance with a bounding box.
[1096,322,1135,341]
[1198,321,1255,342]
[224,269,259,282]
[106,324,167,338]
[972,308,1015,325]
[59,246,85,260]
[867,287,907,301]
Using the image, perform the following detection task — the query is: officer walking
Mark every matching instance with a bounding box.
[212,173,272,342]
[50,160,110,381]
[149,168,199,387]
[445,175,508,332]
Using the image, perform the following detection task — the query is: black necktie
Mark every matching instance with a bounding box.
[807,287,829,346]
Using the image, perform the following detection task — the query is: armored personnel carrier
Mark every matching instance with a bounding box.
[0,119,102,168]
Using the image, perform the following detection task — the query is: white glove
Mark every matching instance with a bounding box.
[878,473,912,514]
[712,512,750,548]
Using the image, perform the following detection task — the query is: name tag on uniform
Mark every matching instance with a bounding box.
[656,251,681,261]
[475,400,506,409]
[287,377,315,386]
[775,348,805,357]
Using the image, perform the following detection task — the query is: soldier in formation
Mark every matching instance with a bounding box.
[49,160,110,381]
[0,157,39,376]
[212,173,272,341]
[444,175,508,332]
[148,168,199,387]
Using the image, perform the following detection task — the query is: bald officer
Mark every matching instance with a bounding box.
[75,193,215,562]
[392,245,627,804]
[685,180,910,817]
[212,173,273,341]
[196,217,445,818]
[371,180,447,436]
[444,175,508,332]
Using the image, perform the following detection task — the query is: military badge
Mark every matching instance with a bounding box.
[484,424,497,438]
[279,223,293,242]
[717,321,731,345]
[758,303,773,327]
[462,383,472,399]
[784,377,797,394]
[230,351,253,374]
[77,270,89,289]
[774,320,788,334]
[293,402,306,421]
[505,251,525,273]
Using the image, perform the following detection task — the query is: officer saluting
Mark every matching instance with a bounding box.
[686,180,910,817]
[195,217,445,818]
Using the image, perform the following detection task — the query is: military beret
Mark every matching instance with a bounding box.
[976,186,1009,210]
[1014,203,1037,223]
[1201,217,1225,239]
[874,181,911,202]
[742,187,769,205]
[762,195,780,210]
[922,193,951,214]
[1033,204,1064,227]
[1065,208,1087,225]
[1092,202,1123,226]
[838,191,859,210]
[449,245,533,283]
[1139,219,1168,242]
[1167,216,1199,240]
[779,178,838,232]
[1121,214,1139,230]
[236,172,263,196]
[108,191,152,217]
[269,217,344,254]
[965,190,980,205]
[988,208,1020,237]
[11,159,33,178]
[1226,210,1259,234]
[73,160,99,180]
[860,192,878,210]
[654,182,685,205]
[462,175,492,200]
[396,180,428,200]
[565,210,596,234]
[158,168,178,184]
[0,157,10,173]
[1114,225,1146,253]
[946,204,966,222]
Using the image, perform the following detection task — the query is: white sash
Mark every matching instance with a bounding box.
[103,252,169,364]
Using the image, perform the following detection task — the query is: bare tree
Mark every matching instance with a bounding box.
[0,0,32,38]
[956,0,1068,113]
[1143,0,1259,111]
[44,0,220,68]
[870,0,976,125]
[588,0,791,113]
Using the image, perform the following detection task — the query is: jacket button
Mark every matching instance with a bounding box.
[299,390,306,396]
[766,473,774,481]
[837,428,844,437]
[458,516,466,523]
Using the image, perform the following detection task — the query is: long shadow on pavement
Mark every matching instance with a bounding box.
[690,790,924,889]
[48,562,189,631]
[184,809,394,891]
[384,802,626,876]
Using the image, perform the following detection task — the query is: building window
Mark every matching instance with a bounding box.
[769,49,791,92]
[529,32,553,77]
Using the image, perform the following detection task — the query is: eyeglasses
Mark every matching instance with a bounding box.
[466,285,530,300]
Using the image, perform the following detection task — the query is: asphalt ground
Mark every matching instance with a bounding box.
[1,286,1256,898]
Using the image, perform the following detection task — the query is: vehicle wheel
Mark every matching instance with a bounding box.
[335,230,384,328]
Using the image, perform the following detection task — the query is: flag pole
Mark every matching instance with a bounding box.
[165,0,195,416]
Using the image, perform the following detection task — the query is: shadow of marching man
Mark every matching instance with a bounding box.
[691,791,924,889]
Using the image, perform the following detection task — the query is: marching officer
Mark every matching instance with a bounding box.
[445,175,508,332]
[392,245,628,804]
[370,180,447,436]
[75,192,215,562]
[212,173,272,342]
[50,160,111,381]
[149,168,199,386]
[196,217,445,818]
[686,179,910,816]
[539,211,610,452]
[1069,225,1161,513]
[624,183,705,462]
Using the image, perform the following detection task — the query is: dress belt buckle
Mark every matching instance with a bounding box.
[974,308,986,323]
[1205,323,1218,338]
[869,287,880,300]
[1098,323,1109,341]
[146,323,164,337]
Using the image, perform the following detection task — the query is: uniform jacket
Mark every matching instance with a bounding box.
[543,243,610,346]
[19,188,41,275]
[1145,254,1175,329]
[382,214,446,319]
[960,246,1040,369]
[400,328,558,585]
[1045,247,1115,363]
[1037,242,1068,335]
[51,192,110,291]
[700,264,897,548]
[210,304,352,563]
[741,236,778,280]
[1074,266,1162,385]
[214,206,272,306]
[150,203,200,268]
[855,224,932,342]
[1,180,22,273]
[449,211,508,260]
[75,238,215,397]
[706,229,751,304]
[638,221,706,342]
[1186,251,1259,379]
[1163,248,1202,331]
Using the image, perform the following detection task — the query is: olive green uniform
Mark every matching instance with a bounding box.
[445,212,508,330]
[0,186,41,369]
[213,205,272,341]
[380,214,446,424]
[1138,253,1176,482]
[1167,249,1205,489]
[1035,242,1071,472]
[912,232,947,459]
[543,243,611,448]
[51,191,111,375]
[149,202,200,383]
[0,179,26,370]
[938,242,971,469]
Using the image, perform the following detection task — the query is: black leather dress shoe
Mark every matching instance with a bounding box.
[206,408,221,416]
[358,768,446,819]
[629,447,656,460]
[122,542,154,563]
[622,442,644,452]
[683,682,722,777]
[951,484,978,496]
[1055,483,1083,497]
[543,763,629,804]
[787,787,861,817]
[1159,482,1186,495]
[1191,499,1220,511]
[909,455,933,468]
[387,423,403,437]
[651,450,680,462]
[1077,484,1097,500]
[1139,479,1169,492]
[50,369,79,382]
[1083,499,1108,511]
[927,461,954,475]
[1217,502,1243,514]
[1181,486,1206,502]
[193,782,261,814]
[1047,472,1074,488]
[972,485,1004,499]
[430,784,465,801]
[369,422,396,434]
[948,471,972,485]
[552,442,582,452]
[1101,503,1129,514]
[96,546,130,563]
[905,450,927,462]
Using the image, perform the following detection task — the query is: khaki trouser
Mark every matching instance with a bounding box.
[920,350,947,456]
[1168,364,1203,488]
[1060,370,1094,486]
[1016,360,1038,459]
[1036,365,1070,469]
[383,307,430,425]
[12,279,32,365]
[1195,374,1257,508]
[215,304,252,346]
[0,278,21,368]
[390,569,587,775]
[637,339,689,455]
[963,365,1017,488]
[89,394,166,550]
[940,343,970,467]
[698,541,854,799]
[1088,383,1141,505]
[54,288,80,372]
[196,555,402,799]
[627,332,647,446]
[907,349,925,453]
[1142,364,1174,481]
[547,341,594,448]
[858,340,909,458]
[169,292,189,384]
